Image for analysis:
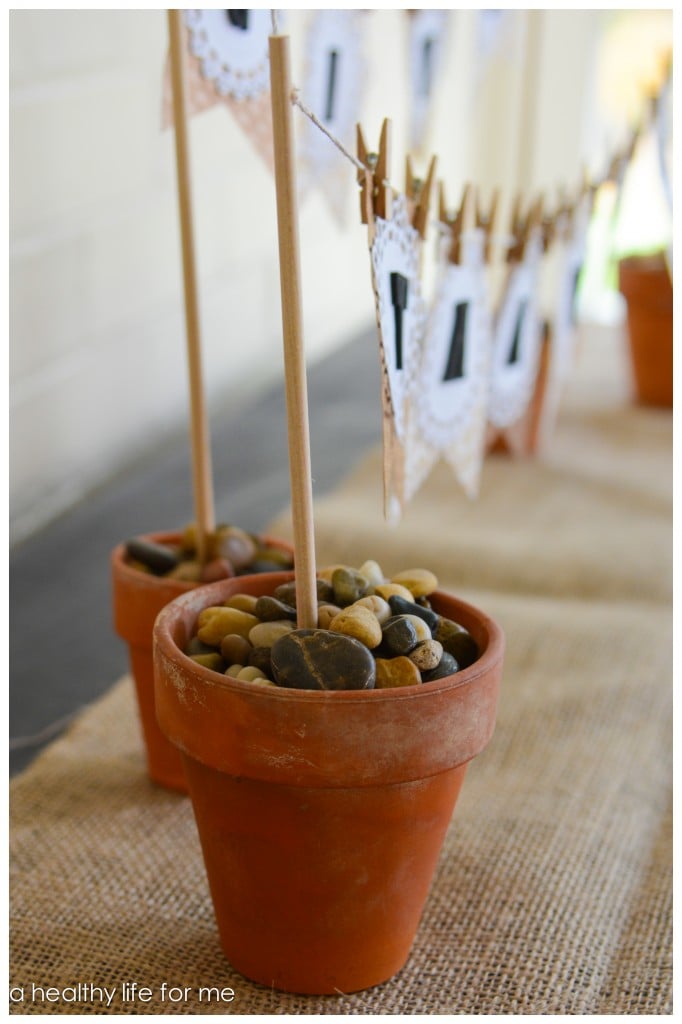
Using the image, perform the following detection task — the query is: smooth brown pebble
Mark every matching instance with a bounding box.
[219,633,252,664]
[433,617,479,668]
[213,526,257,570]
[331,566,371,606]
[255,595,297,622]
[247,646,273,677]
[271,629,376,690]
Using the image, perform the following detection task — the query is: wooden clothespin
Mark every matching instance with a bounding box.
[507,194,544,263]
[439,181,471,265]
[357,118,392,236]
[529,193,545,248]
[506,193,527,264]
[475,188,499,263]
[405,153,437,239]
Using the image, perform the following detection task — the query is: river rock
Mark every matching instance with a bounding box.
[225,593,259,614]
[408,639,443,672]
[125,537,180,575]
[317,603,343,629]
[197,606,259,644]
[434,617,479,668]
[255,595,297,622]
[219,633,252,665]
[387,594,439,632]
[374,656,422,689]
[271,629,376,691]
[331,567,371,606]
[373,582,415,603]
[422,651,459,681]
[248,620,295,648]
[328,605,383,649]
[390,568,438,598]
[273,578,335,607]
[213,526,257,570]
[354,594,392,624]
[381,615,419,656]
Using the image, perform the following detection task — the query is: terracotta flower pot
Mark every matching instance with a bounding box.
[112,531,195,792]
[111,531,292,793]
[618,252,673,408]
[153,572,504,994]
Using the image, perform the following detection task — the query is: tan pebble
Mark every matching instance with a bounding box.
[225,663,245,677]
[180,522,199,554]
[358,559,385,588]
[237,666,266,682]
[225,593,259,614]
[249,620,295,647]
[374,582,415,602]
[197,606,259,644]
[249,677,278,687]
[128,558,153,575]
[220,633,252,664]
[390,568,438,597]
[408,639,443,672]
[329,606,382,649]
[353,594,391,624]
[401,614,432,642]
[317,603,343,629]
[375,657,422,689]
[188,652,224,672]
[167,559,202,581]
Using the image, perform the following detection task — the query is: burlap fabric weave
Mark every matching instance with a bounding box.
[9,328,672,1014]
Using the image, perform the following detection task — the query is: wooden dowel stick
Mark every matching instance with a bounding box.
[268,32,318,630]
[167,9,215,565]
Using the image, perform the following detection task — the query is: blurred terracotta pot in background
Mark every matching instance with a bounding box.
[618,252,673,408]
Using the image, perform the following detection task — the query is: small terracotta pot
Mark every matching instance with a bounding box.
[112,531,195,792]
[154,572,504,994]
[111,532,292,793]
[618,252,673,408]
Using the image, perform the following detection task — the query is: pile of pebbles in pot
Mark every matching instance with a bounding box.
[185,562,480,690]
[125,523,293,582]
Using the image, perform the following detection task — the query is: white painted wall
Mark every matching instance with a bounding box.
[9,9,605,544]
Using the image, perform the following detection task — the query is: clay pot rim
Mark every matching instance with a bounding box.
[154,572,505,704]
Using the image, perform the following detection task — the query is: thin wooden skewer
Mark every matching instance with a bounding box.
[268,31,318,630]
[167,9,215,565]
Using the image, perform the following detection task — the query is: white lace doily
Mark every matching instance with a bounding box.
[488,232,543,429]
[185,9,273,100]
[370,194,427,442]
[415,230,492,450]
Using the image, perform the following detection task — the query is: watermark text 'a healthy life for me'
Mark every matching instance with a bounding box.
[9,981,236,1008]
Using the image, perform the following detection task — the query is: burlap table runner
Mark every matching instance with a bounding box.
[10,328,672,1014]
